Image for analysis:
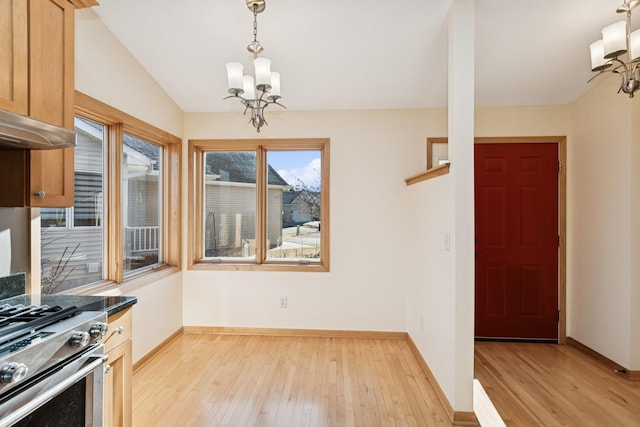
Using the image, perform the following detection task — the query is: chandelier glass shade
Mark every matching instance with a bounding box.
[224,0,285,132]
[589,0,640,97]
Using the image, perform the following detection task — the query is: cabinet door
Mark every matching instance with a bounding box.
[0,148,73,207]
[0,0,29,115]
[28,0,75,130]
[29,147,74,207]
[104,339,133,427]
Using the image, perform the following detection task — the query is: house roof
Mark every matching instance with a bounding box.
[205,152,289,186]
[76,117,160,171]
[123,135,159,171]
[282,190,298,205]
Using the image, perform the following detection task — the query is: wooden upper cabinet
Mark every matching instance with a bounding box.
[1,0,76,129]
[29,0,75,130]
[0,0,80,207]
[0,0,29,115]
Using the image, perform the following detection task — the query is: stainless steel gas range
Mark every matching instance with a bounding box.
[0,303,108,426]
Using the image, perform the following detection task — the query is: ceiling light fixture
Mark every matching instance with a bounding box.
[224,0,285,132]
[589,0,640,97]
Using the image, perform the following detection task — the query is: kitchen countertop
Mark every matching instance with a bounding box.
[0,294,137,317]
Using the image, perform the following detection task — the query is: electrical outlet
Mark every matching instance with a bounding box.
[280,296,287,308]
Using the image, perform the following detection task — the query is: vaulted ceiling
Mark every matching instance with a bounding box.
[92,0,627,112]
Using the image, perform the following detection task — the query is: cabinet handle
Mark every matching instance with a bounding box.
[114,326,124,334]
[104,364,112,374]
[34,191,46,198]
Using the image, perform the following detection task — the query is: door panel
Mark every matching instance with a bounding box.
[475,143,558,340]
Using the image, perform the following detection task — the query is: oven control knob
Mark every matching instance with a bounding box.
[89,322,109,338]
[69,331,91,348]
[0,362,28,384]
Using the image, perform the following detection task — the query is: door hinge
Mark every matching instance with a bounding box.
[558,160,563,173]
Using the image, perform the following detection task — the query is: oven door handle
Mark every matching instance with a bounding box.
[0,354,108,427]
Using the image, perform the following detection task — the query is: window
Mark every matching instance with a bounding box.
[39,92,180,294]
[122,134,162,273]
[189,139,329,271]
[41,117,105,293]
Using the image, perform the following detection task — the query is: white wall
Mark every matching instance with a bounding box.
[448,0,475,411]
[570,75,638,369]
[102,273,183,362]
[75,8,184,363]
[406,174,456,402]
[0,208,30,276]
[183,109,447,332]
[632,96,640,370]
[74,9,183,138]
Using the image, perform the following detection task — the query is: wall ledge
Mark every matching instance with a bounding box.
[405,163,450,186]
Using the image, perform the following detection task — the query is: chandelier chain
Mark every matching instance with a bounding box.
[252,5,259,53]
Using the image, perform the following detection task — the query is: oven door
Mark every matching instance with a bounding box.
[0,344,106,427]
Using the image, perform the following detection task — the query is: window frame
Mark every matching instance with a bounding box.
[188,138,330,272]
[43,91,181,291]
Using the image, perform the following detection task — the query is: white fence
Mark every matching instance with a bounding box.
[126,226,159,253]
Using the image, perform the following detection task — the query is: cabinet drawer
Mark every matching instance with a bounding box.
[104,308,132,353]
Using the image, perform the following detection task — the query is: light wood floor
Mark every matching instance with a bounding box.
[475,341,640,427]
[133,334,452,426]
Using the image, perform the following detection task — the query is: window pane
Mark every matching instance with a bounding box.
[203,152,256,259]
[41,208,67,228]
[123,134,162,273]
[73,172,102,227]
[40,117,105,293]
[266,151,321,261]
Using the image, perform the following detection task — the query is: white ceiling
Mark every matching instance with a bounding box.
[91,0,628,113]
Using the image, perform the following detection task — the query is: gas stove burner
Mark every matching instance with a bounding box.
[0,304,65,324]
[0,305,82,347]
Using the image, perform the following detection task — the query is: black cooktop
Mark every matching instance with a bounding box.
[0,295,136,317]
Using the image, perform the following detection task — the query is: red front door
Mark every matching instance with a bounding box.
[474,143,558,340]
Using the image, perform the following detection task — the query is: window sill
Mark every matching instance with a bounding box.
[404,163,450,186]
[189,261,329,273]
[63,265,180,296]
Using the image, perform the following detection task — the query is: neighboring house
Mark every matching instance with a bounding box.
[282,189,320,226]
[204,152,289,257]
[40,119,104,292]
[40,119,160,292]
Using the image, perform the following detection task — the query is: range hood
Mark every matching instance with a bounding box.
[0,109,75,150]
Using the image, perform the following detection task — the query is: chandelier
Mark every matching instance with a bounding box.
[589,0,640,97]
[224,0,285,132]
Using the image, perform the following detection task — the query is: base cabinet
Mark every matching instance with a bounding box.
[104,309,133,427]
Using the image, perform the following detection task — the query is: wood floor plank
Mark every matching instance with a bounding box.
[133,334,452,426]
[475,341,640,427]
